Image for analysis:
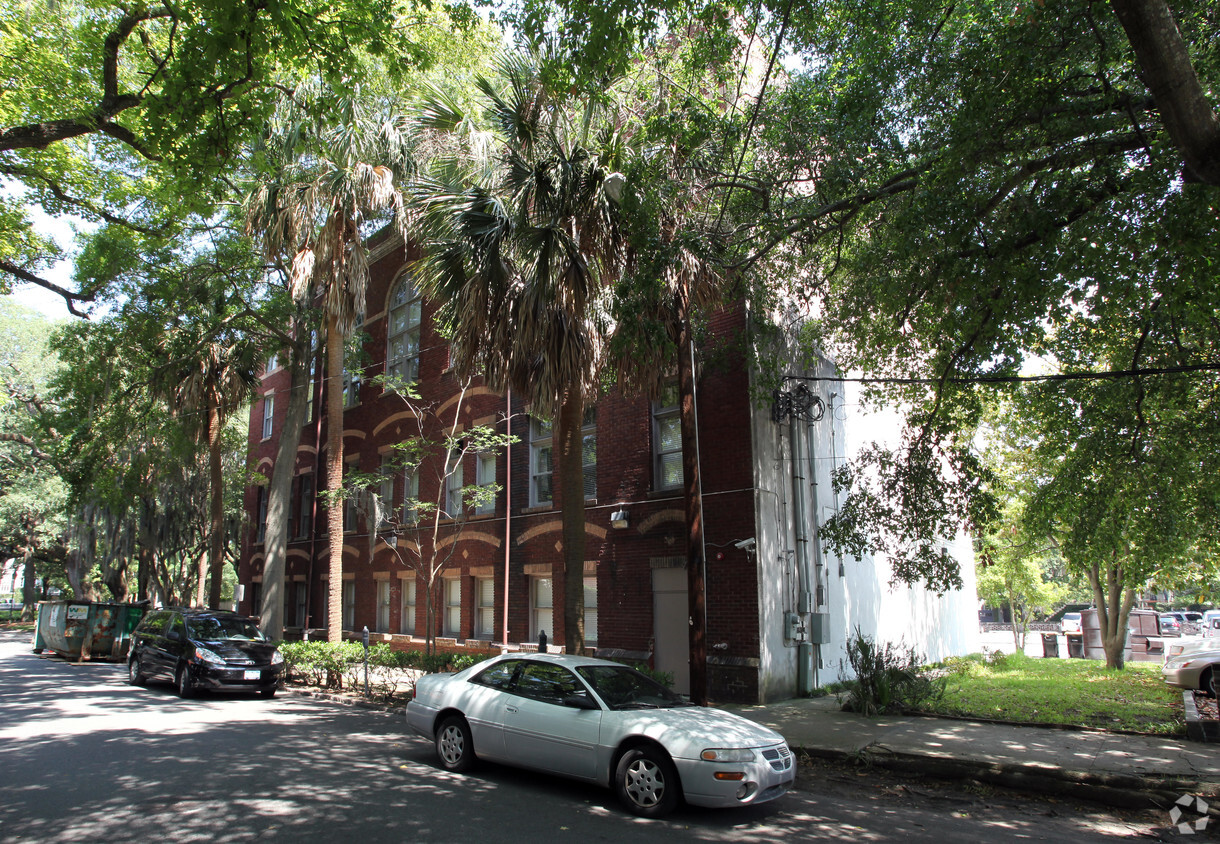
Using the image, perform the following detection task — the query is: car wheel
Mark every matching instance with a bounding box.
[176,664,195,699]
[128,655,146,686]
[1202,667,1216,698]
[615,745,680,818]
[260,685,277,699]
[435,715,476,772]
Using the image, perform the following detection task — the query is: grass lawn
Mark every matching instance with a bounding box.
[920,652,1186,736]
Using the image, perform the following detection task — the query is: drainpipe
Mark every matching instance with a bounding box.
[502,388,512,650]
[806,411,825,686]
[789,416,814,695]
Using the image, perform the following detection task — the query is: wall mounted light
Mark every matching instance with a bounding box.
[610,507,629,529]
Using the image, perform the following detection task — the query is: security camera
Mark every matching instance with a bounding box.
[733,537,756,550]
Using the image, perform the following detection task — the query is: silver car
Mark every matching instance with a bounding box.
[1162,648,1220,695]
[405,653,795,817]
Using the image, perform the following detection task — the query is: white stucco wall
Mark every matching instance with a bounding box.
[750,356,979,701]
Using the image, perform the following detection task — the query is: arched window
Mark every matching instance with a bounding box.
[386,273,422,383]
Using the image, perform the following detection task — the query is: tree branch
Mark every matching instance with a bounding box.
[0,259,93,317]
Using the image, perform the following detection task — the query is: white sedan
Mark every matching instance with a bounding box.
[405,653,795,818]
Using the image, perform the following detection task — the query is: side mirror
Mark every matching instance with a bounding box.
[563,693,599,711]
[166,630,180,642]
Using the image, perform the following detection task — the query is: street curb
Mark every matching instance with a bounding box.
[796,744,1220,812]
[1184,690,1219,743]
[284,685,406,716]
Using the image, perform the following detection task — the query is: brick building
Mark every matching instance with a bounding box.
[239,229,979,704]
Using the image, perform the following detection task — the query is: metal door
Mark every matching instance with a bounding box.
[651,566,690,695]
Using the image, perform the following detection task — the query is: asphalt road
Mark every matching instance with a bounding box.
[0,631,1180,842]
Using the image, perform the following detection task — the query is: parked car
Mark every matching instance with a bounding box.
[405,653,795,818]
[128,608,283,698]
[1162,648,1220,696]
[1203,610,1220,640]
[1158,614,1182,637]
[1061,612,1082,634]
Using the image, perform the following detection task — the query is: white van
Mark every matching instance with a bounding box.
[1061,612,1082,634]
[1202,610,1220,639]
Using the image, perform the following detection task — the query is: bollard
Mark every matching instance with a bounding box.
[362,626,370,698]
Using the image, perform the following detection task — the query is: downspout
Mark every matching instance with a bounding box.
[789,416,814,695]
[305,340,325,637]
[806,410,824,687]
[502,388,512,650]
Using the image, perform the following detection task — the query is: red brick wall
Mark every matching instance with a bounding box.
[239,235,766,699]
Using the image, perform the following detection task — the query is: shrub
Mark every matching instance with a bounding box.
[839,629,944,716]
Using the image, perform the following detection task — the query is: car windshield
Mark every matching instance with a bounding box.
[186,616,265,641]
[576,665,693,711]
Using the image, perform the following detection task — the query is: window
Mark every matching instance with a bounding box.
[344,461,358,533]
[476,577,495,639]
[444,578,461,637]
[261,393,275,439]
[530,577,553,643]
[387,274,423,383]
[530,411,596,507]
[400,578,416,636]
[472,659,521,691]
[377,456,394,532]
[653,383,682,490]
[516,662,583,705]
[296,475,313,539]
[445,449,464,518]
[342,369,361,408]
[295,582,307,628]
[249,582,262,619]
[582,409,597,499]
[255,487,267,544]
[376,581,391,633]
[305,376,315,424]
[265,353,279,374]
[475,452,496,515]
[342,581,355,631]
[401,468,419,524]
[584,575,598,646]
[529,418,553,507]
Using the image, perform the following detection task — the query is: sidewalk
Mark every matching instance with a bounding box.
[727,695,1220,809]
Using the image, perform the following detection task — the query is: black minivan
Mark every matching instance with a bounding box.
[128,608,283,698]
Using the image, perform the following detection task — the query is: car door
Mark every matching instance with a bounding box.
[454,659,526,762]
[136,611,172,679]
[500,661,602,781]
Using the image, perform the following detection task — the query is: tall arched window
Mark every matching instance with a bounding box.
[387,273,422,383]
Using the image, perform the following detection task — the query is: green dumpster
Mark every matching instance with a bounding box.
[33,601,147,662]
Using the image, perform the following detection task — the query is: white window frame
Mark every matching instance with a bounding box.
[476,577,495,640]
[652,383,682,491]
[342,580,355,631]
[387,273,424,384]
[296,474,313,539]
[584,575,598,646]
[445,449,464,518]
[401,467,418,524]
[529,418,553,507]
[377,455,394,532]
[261,393,274,439]
[444,578,461,637]
[400,578,416,636]
[475,452,496,515]
[342,369,360,408]
[255,487,267,544]
[530,576,553,644]
[265,353,278,374]
[582,409,597,500]
[376,580,391,633]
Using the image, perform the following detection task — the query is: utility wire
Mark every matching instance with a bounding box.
[783,363,1220,386]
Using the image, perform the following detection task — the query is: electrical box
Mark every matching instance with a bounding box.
[784,612,804,640]
[807,612,831,644]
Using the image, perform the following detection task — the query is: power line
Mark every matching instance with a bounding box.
[783,363,1220,387]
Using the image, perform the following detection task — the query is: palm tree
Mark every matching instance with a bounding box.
[414,49,631,654]
[246,85,415,643]
[155,312,259,609]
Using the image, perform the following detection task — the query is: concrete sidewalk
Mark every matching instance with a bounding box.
[728,695,1220,809]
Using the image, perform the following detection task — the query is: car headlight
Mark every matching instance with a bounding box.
[194,646,226,666]
[701,748,756,762]
[271,650,284,666]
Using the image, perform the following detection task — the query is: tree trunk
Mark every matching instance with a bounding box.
[557,390,586,655]
[1108,0,1220,186]
[20,553,38,621]
[325,312,346,644]
[1087,555,1136,669]
[261,329,312,640]
[206,392,225,609]
[677,296,708,705]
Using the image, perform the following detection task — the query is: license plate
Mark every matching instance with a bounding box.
[243,670,262,681]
